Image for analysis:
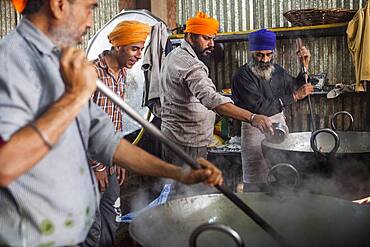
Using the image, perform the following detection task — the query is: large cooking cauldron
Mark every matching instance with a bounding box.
[262,112,370,198]
[129,192,370,247]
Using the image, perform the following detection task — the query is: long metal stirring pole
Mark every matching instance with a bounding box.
[296,38,315,131]
[96,79,288,246]
[302,66,316,131]
[306,79,316,131]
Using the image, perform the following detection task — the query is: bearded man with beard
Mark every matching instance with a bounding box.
[160,13,273,195]
[232,29,314,192]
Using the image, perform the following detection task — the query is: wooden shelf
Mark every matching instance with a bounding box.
[170,23,348,45]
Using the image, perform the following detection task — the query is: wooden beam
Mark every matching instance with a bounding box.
[170,23,349,45]
[167,0,177,30]
[136,0,150,10]
[119,0,136,10]
[150,0,176,29]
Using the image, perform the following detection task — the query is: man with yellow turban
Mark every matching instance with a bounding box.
[160,12,272,194]
[89,20,150,246]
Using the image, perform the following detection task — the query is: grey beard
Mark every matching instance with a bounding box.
[248,59,275,81]
[50,29,76,47]
[49,9,84,47]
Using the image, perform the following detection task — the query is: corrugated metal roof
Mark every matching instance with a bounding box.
[177,0,366,31]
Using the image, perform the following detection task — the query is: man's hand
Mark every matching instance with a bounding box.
[60,47,97,103]
[251,114,273,135]
[179,158,223,186]
[294,83,314,101]
[297,46,310,70]
[95,167,109,193]
[352,197,370,204]
[95,165,125,192]
[115,167,125,185]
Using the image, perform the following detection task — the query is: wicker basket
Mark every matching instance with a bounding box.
[283,8,357,26]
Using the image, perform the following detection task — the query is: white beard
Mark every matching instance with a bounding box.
[248,60,275,81]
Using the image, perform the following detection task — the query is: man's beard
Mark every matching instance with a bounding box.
[192,44,214,59]
[191,44,214,67]
[50,12,88,47]
[248,57,275,81]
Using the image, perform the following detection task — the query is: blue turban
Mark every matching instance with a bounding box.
[248,29,276,51]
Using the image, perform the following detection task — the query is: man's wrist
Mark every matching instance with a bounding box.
[249,113,256,123]
[96,166,106,172]
[90,162,100,169]
[29,122,53,149]
[293,92,298,102]
[63,91,90,107]
[173,167,185,183]
[93,164,106,172]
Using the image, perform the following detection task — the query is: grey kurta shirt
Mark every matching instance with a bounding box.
[160,40,233,147]
[0,19,120,246]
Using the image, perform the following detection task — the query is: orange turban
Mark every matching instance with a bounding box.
[12,0,28,13]
[184,12,219,35]
[108,20,151,47]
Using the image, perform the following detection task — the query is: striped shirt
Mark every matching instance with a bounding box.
[91,51,127,133]
[90,51,127,170]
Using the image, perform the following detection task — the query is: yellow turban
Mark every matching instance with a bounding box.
[108,20,151,47]
[184,12,219,35]
[12,0,28,13]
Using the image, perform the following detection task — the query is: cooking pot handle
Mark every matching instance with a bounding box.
[310,128,340,156]
[266,163,300,189]
[331,111,354,131]
[189,223,245,247]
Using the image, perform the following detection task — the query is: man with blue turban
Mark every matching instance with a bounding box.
[232,29,314,192]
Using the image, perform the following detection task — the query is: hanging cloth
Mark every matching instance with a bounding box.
[346,2,370,92]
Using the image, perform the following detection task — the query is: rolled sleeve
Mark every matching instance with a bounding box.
[185,63,233,110]
[0,103,32,141]
[0,50,37,141]
[88,103,121,167]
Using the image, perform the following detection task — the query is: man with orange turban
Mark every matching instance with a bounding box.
[89,20,150,246]
[160,12,272,194]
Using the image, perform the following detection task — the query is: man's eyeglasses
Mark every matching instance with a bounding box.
[255,52,274,59]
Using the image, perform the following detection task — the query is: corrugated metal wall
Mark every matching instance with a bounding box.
[285,93,367,132]
[0,0,120,49]
[177,0,367,89]
[210,36,355,90]
[177,0,366,31]
[0,0,20,38]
